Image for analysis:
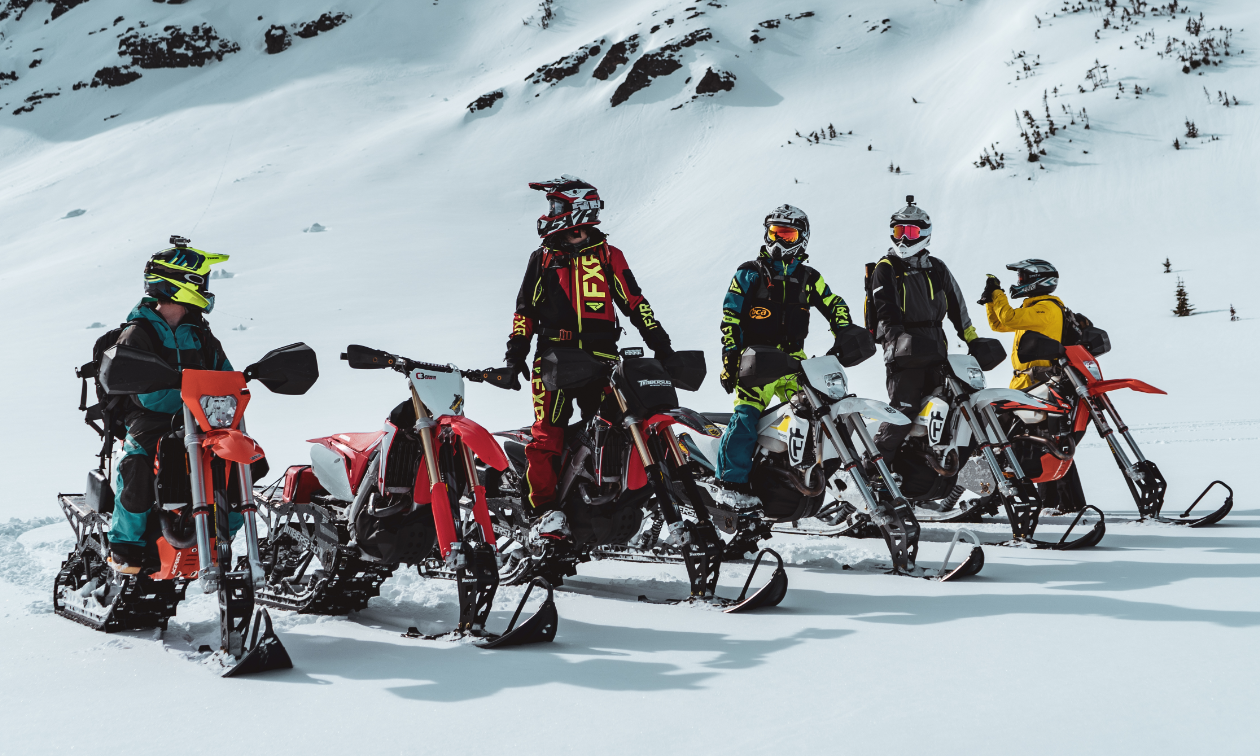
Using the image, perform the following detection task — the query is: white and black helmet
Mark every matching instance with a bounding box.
[762,204,810,261]
[890,195,931,258]
[1006,259,1059,298]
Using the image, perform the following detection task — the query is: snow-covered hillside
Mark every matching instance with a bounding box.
[1,1,1258,753]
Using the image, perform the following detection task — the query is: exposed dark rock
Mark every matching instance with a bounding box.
[592,35,639,81]
[28,59,40,68]
[89,65,141,88]
[526,39,604,85]
[758,19,781,30]
[694,67,735,95]
[0,71,18,88]
[611,29,712,107]
[13,88,59,114]
[119,25,240,69]
[467,89,503,113]
[293,12,350,39]
[264,25,291,55]
[0,1,36,22]
[49,0,89,19]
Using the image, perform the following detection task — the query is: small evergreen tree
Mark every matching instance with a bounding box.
[1163,257,1171,273]
[1172,278,1195,316]
[1230,304,1239,322]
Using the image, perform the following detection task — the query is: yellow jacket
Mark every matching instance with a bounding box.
[985,291,1065,390]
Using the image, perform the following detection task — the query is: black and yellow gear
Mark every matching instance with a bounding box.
[985,290,1066,390]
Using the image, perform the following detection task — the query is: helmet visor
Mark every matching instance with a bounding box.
[892,224,923,240]
[767,225,800,243]
[547,198,571,217]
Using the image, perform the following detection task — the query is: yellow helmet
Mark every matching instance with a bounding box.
[143,236,229,313]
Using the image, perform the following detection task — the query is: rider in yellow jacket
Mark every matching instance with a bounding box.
[978,259,1087,512]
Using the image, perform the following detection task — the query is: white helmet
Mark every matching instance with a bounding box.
[890,195,931,258]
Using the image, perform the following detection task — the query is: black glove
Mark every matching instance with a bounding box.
[720,351,740,394]
[653,346,676,362]
[978,275,1002,305]
[828,324,877,367]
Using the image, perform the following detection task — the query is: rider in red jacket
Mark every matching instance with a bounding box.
[499,176,673,519]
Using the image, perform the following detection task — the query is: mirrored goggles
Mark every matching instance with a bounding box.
[892,224,927,240]
[767,224,800,242]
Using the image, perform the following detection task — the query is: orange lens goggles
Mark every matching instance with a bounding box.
[892,224,923,240]
[767,225,800,242]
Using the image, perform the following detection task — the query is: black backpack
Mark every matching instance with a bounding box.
[1042,299,1110,356]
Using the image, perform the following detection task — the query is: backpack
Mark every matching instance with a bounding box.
[77,316,220,460]
[1041,299,1110,356]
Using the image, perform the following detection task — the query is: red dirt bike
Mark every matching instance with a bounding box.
[484,346,789,612]
[1005,333,1233,526]
[251,344,556,648]
[54,342,318,677]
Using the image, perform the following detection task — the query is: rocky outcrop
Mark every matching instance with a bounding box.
[119,25,240,69]
[468,89,504,113]
[610,29,712,107]
[592,35,639,81]
[526,40,604,85]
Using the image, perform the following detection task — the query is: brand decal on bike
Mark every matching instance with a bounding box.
[637,379,672,388]
[414,372,436,381]
[749,307,772,320]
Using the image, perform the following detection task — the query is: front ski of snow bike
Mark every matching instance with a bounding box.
[722,547,788,613]
[476,577,559,648]
[933,529,985,582]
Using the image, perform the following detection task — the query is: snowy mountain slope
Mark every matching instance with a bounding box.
[1,2,1259,753]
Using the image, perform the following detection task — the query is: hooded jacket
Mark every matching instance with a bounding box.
[868,251,976,365]
[505,228,670,364]
[117,301,231,416]
[720,250,851,358]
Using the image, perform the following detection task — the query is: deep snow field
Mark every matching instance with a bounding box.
[1,0,1258,753]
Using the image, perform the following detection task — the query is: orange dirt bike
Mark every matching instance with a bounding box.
[251,344,557,648]
[1008,333,1233,526]
[54,342,318,677]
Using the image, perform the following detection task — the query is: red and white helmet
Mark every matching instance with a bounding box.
[529,175,605,239]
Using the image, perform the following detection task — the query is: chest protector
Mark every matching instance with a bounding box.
[740,260,813,352]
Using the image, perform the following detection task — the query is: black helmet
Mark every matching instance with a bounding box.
[1006,259,1058,299]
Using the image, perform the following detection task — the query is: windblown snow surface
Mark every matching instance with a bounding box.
[1,1,1258,753]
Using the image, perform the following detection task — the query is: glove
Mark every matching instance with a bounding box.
[828,324,876,368]
[978,275,1002,305]
[653,346,676,362]
[720,351,740,394]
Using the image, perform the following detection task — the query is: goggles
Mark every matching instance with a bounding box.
[767,224,801,243]
[547,198,571,217]
[891,224,927,241]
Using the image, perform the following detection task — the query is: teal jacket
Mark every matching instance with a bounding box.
[120,301,231,415]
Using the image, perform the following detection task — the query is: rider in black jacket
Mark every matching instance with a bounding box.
[868,197,979,465]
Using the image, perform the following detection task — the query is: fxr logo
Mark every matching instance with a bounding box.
[750,307,771,320]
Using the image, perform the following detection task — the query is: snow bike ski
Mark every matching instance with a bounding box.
[252,345,557,648]
[485,347,788,612]
[1013,334,1233,527]
[55,342,318,676]
[686,347,984,580]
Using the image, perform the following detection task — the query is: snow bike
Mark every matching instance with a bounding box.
[485,346,788,612]
[251,344,557,648]
[1011,333,1233,526]
[54,342,318,677]
[687,347,984,580]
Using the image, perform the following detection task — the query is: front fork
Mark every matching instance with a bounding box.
[185,406,218,593]
[956,384,1043,540]
[807,389,919,572]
